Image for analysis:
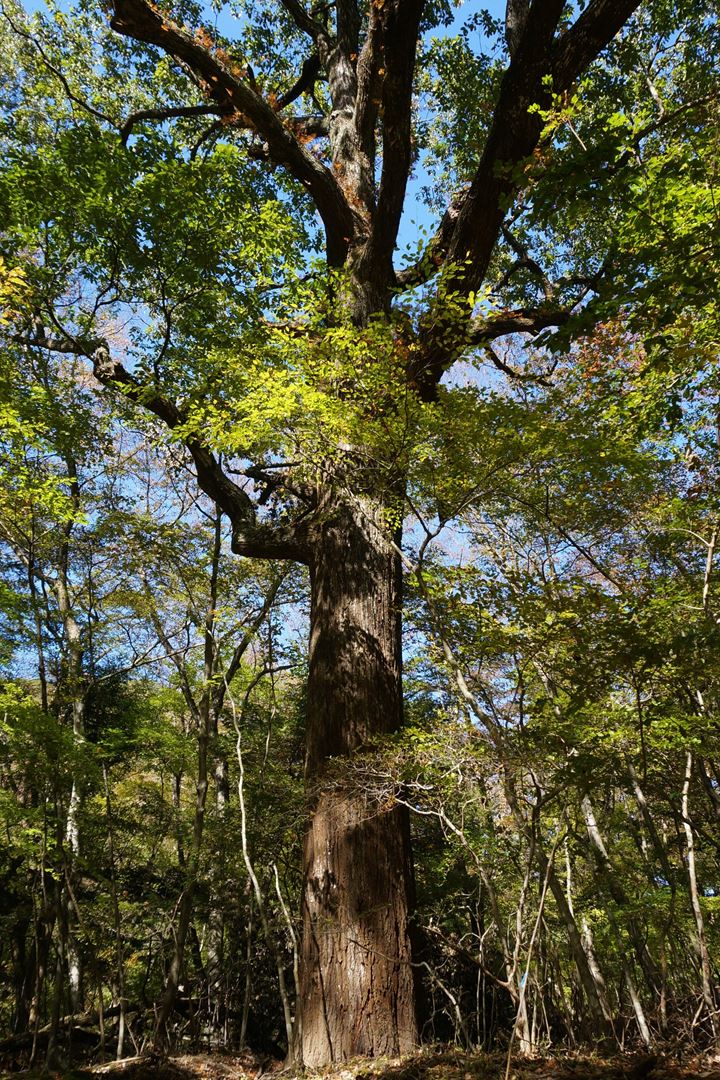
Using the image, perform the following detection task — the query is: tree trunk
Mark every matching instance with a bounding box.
[10,913,31,1034]
[681,752,717,1042]
[155,724,209,1049]
[502,781,614,1044]
[300,494,419,1066]
[102,764,127,1060]
[207,756,228,1040]
[539,853,615,1041]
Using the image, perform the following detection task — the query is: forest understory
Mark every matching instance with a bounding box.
[4,1047,720,1080]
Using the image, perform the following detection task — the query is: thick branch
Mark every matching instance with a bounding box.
[442,0,566,288]
[500,226,554,299]
[277,0,327,41]
[14,328,309,562]
[410,305,570,401]
[447,0,642,287]
[119,104,226,144]
[354,2,383,164]
[394,187,468,289]
[483,341,552,384]
[505,0,529,57]
[280,3,373,218]
[316,7,375,213]
[109,0,358,263]
[360,0,425,287]
[275,53,322,110]
[553,0,642,91]
[411,92,708,299]
[415,0,641,394]
[469,306,570,344]
[336,0,360,58]
[395,4,567,293]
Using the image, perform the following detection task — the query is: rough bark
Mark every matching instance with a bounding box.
[301,495,418,1066]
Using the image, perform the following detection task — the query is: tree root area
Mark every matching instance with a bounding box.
[5,1048,720,1080]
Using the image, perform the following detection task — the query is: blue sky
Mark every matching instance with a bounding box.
[399,0,506,255]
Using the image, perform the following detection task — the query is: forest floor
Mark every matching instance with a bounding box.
[5,1047,720,1080]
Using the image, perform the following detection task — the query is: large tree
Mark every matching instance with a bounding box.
[2,0,714,1065]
